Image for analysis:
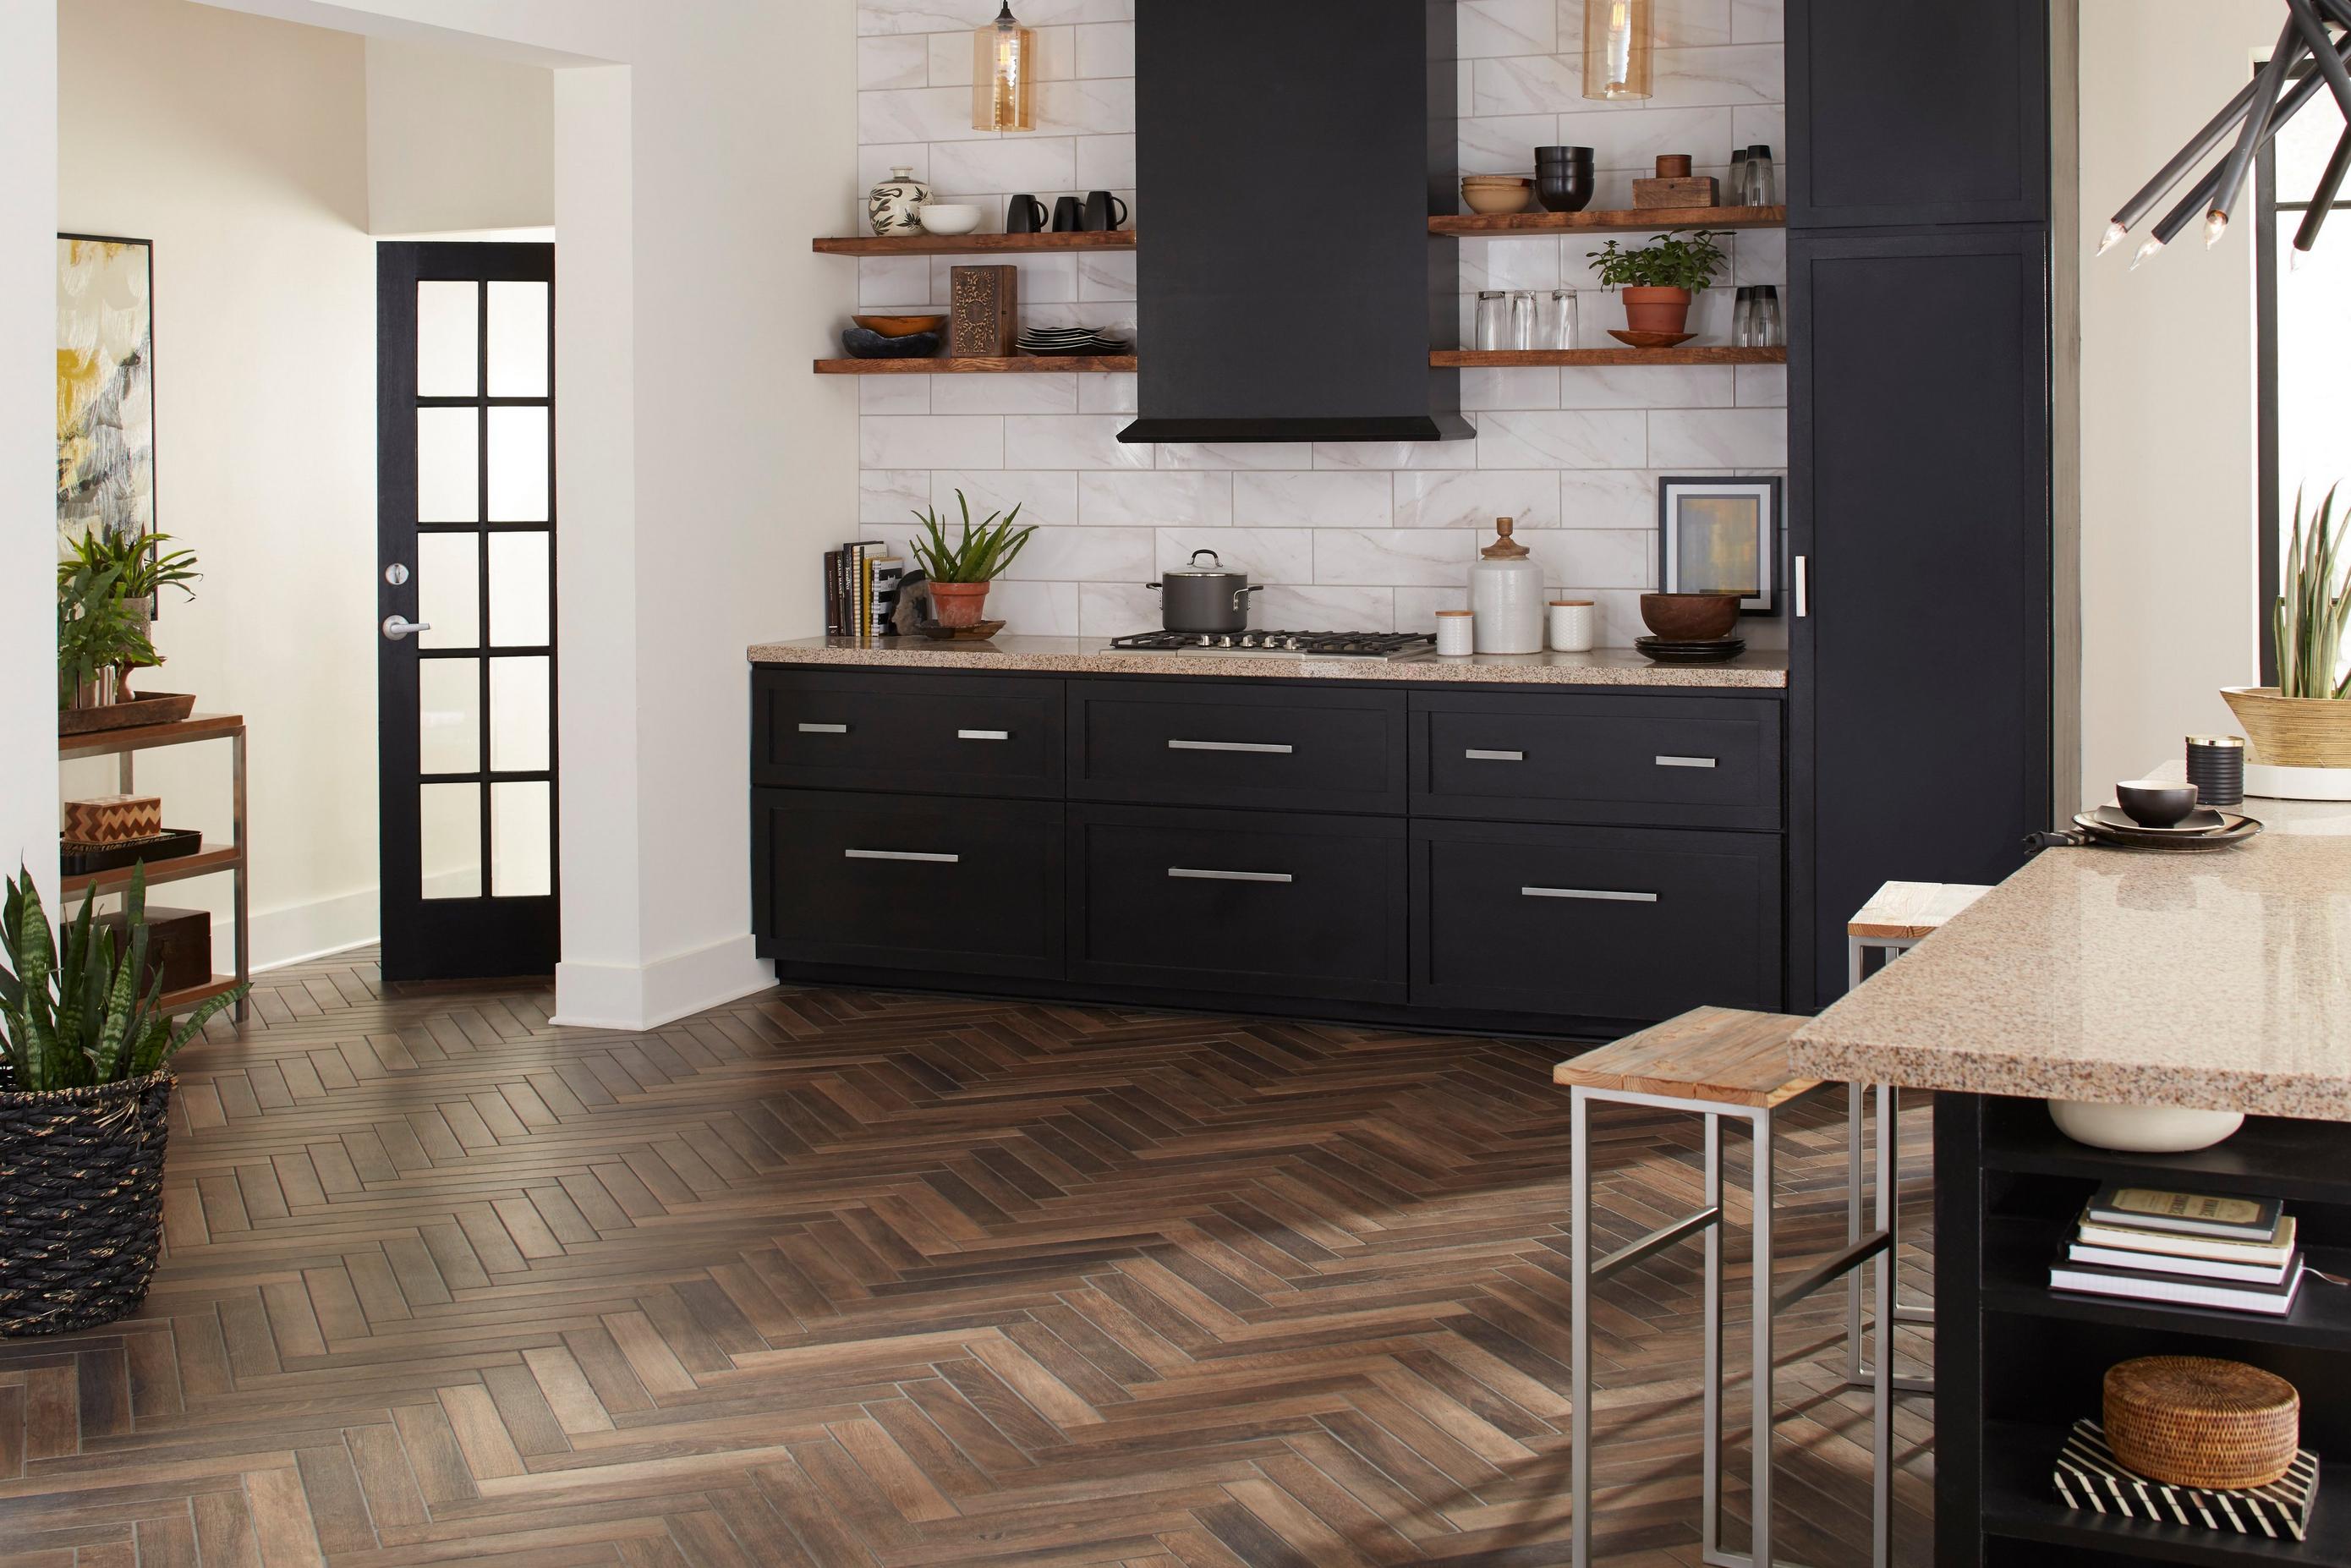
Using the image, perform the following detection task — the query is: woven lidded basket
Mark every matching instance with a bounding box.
[2104,1355,2300,1489]
[0,1068,174,1336]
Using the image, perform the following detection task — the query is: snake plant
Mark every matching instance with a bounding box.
[2277,485,2351,699]
[908,491,1035,584]
[0,864,244,1091]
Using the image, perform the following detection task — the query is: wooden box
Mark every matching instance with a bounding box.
[1634,174,1720,208]
[63,794,162,845]
[96,906,212,995]
[950,265,1018,357]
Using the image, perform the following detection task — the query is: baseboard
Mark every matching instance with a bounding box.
[211,887,380,973]
[551,932,773,1031]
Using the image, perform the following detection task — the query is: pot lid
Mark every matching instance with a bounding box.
[1480,518,1532,560]
[1167,549,1246,576]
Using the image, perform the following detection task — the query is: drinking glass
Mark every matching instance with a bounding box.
[1757,284,1784,348]
[1476,291,1508,352]
[1542,290,1578,350]
[1746,145,1776,206]
[1733,286,1755,348]
[1509,290,1537,351]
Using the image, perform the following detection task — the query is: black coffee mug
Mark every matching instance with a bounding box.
[1006,194,1048,233]
[1082,190,1130,232]
[1050,195,1085,232]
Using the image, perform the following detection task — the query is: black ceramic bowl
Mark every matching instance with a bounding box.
[1538,167,1596,213]
[841,326,943,359]
[2115,779,2200,828]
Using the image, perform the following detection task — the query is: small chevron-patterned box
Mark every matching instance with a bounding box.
[62,793,163,846]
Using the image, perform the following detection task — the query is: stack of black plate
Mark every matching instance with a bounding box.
[1017,326,1132,357]
[2069,803,2262,851]
[1635,635,1745,663]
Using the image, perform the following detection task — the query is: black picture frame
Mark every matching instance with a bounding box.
[1658,475,1782,615]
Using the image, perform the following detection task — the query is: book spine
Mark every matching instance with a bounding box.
[823,550,841,635]
[860,551,875,638]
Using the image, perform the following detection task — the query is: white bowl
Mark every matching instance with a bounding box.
[2047,1099,2244,1153]
[919,205,982,235]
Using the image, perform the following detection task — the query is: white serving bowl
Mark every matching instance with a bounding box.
[920,204,982,235]
[2047,1099,2244,1153]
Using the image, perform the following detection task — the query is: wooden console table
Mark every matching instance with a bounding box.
[59,713,248,1023]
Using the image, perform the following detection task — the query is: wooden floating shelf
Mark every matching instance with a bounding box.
[1434,347,1786,367]
[814,355,1137,375]
[812,231,1137,256]
[1432,204,1786,235]
[63,844,241,899]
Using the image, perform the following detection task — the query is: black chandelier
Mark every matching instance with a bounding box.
[2101,0,2351,266]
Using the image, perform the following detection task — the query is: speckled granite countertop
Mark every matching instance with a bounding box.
[747,634,1789,688]
[1792,781,2351,1120]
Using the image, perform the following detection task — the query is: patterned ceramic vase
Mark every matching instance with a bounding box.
[867,167,931,237]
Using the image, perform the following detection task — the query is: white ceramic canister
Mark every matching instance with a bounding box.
[1435,608,1475,656]
[867,166,931,236]
[1470,518,1545,654]
[1548,599,1595,652]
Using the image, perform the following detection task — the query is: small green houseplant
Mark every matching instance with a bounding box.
[0,865,244,1335]
[1586,229,1729,337]
[57,528,201,707]
[2225,485,2351,767]
[910,490,1035,629]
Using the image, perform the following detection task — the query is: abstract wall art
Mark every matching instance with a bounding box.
[57,234,155,548]
[1658,475,1781,614]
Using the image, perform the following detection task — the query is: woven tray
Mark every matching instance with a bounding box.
[2105,1356,2300,1490]
[2056,1418,2315,1543]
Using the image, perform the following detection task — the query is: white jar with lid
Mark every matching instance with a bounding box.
[1470,518,1545,654]
[1434,608,1475,656]
[1548,599,1595,652]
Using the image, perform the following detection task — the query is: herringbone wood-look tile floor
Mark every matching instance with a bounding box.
[0,951,1933,1567]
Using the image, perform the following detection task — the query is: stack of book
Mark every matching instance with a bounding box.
[2048,1183,2305,1316]
[823,540,904,638]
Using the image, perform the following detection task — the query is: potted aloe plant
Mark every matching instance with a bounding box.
[1586,229,1729,337]
[2225,485,2351,769]
[0,865,244,1335]
[910,490,1035,629]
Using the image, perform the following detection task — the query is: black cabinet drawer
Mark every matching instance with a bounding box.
[1068,681,1406,813]
[1412,820,1780,1022]
[1070,804,1406,1004]
[752,789,1062,978]
[752,668,1062,798]
[1412,690,1781,830]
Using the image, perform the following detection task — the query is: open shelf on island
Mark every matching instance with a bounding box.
[1432,204,1786,235]
[813,231,1137,256]
[1433,347,1785,367]
[814,355,1137,374]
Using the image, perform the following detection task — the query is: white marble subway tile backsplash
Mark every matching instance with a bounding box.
[851,0,1787,645]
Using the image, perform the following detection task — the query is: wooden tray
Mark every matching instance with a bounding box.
[58,692,196,736]
[58,827,205,878]
[918,620,1006,641]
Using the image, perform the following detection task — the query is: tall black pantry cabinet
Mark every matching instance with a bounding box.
[1784,0,2055,1008]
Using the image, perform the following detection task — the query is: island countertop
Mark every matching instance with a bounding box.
[747,634,1789,688]
[1790,784,2351,1120]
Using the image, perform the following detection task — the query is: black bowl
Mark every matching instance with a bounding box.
[841,326,943,359]
[1536,145,1594,164]
[2115,779,2200,828]
[1537,167,1596,213]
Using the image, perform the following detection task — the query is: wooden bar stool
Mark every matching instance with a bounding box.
[1556,1007,1893,1568]
[1843,880,1989,1399]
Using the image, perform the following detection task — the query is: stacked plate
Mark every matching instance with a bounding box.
[1636,635,1745,663]
[2069,803,2262,852]
[1017,326,1132,357]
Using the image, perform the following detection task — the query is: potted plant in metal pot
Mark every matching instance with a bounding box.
[2224,485,2351,770]
[57,528,202,728]
[1586,228,1729,338]
[0,864,244,1335]
[910,490,1035,630]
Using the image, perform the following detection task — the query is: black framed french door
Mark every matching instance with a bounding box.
[376,242,558,981]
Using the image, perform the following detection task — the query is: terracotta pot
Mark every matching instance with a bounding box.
[1621,286,1693,335]
[929,581,992,629]
[2221,685,2351,768]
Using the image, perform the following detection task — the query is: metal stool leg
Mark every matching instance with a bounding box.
[1570,1085,1595,1568]
[1872,1084,1895,1567]
[1702,1110,1724,1563]
[1845,1080,1866,1383]
[1751,1107,1774,1568]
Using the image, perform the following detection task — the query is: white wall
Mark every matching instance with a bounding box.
[2077,0,2273,799]
[366,35,553,235]
[852,0,1789,646]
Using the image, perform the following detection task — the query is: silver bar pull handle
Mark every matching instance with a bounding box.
[844,849,960,864]
[797,722,850,734]
[1466,748,1526,762]
[1795,554,1809,618]
[1522,886,1658,903]
[1655,754,1718,770]
[1169,868,1294,884]
[1168,739,1294,754]
[957,729,1011,741]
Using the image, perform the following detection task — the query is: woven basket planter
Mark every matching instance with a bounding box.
[2221,686,2351,768]
[0,1067,174,1336]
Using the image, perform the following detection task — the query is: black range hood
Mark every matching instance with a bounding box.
[1119,0,1469,445]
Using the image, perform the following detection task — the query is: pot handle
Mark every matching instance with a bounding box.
[1231,584,1266,610]
[1143,582,1164,592]
[1190,550,1222,569]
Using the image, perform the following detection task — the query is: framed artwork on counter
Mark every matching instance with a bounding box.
[1658,475,1781,615]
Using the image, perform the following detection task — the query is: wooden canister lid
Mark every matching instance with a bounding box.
[1657,154,1694,178]
[2103,1356,2299,1490]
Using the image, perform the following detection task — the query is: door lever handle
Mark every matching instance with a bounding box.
[381,616,432,641]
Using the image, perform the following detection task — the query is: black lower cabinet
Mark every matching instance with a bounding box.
[1068,803,1407,1004]
[751,788,1063,978]
[1411,820,1783,1022]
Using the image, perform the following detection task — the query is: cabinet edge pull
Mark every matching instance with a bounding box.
[797,722,850,734]
[1521,886,1658,903]
[1465,748,1526,762]
[957,729,1012,741]
[1168,868,1294,884]
[1167,739,1294,754]
[845,849,960,864]
[1655,754,1718,769]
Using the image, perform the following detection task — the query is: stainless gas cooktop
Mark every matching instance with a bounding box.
[1108,630,1439,661]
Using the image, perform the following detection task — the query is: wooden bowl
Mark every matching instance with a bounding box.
[853,313,948,338]
[1640,592,1743,640]
[2220,685,2351,768]
[1463,186,1533,216]
[2105,1357,2299,1490]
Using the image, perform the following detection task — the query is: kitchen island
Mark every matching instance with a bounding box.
[1791,794,2351,1567]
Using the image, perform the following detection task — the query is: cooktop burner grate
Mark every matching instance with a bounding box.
[1109,630,1439,660]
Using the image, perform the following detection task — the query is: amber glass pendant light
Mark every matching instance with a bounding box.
[1582,0,1653,101]
[973,3,1037,132]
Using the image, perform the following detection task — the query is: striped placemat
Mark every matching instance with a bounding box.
[2055,1418,2316,1542]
